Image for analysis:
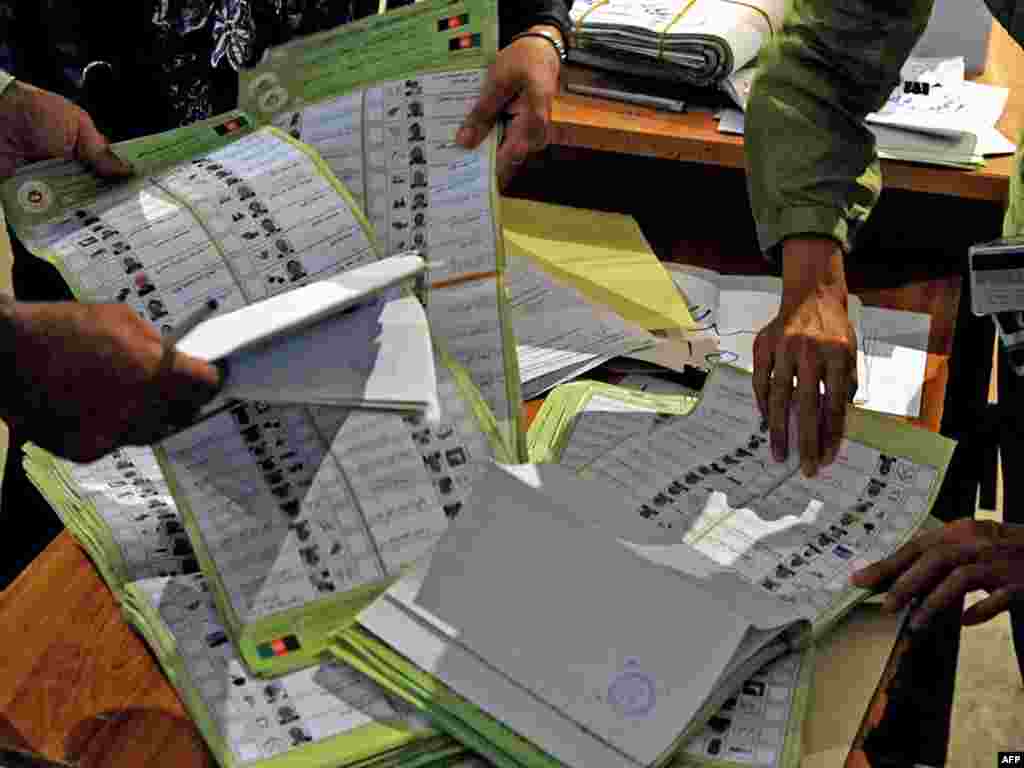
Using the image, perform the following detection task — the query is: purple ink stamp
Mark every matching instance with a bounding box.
[608,658,656,718]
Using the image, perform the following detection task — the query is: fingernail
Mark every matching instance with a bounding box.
[456,125,475,146]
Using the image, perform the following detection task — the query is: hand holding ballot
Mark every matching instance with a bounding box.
[3,300,222,463]
[0,78,131,180]
[456,25,564,189]
[851,519,1024,631]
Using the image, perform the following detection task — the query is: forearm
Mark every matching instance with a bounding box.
[745,0,933,262]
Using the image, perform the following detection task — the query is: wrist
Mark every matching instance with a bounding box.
[527,24,564,48]
[511,26,566,65]
[780,236,848,314]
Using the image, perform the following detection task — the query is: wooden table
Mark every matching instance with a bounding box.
[0,259,961,767]
[552,21,1023,205]
[1,20,1013,768]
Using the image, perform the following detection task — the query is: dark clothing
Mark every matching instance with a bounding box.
[0,0,572,588]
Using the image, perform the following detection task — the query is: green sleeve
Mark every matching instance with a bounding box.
[985,0,1024,45]
[0,71,14,98]
[744,0,933,258]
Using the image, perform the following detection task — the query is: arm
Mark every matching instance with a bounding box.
[745,0,932,476]
[2,299,221,463]
[0,78,221,462]
[457,0,574,188]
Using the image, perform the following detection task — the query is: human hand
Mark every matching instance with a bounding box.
[456,25,563,189]
[5,301,222,462]
[851,519,1024,630]
[0,81,131,179]
[752,237,857,477]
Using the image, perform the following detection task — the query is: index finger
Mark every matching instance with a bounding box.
[849,533,929,590]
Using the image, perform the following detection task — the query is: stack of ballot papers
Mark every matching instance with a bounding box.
[568,0,785,87]
[330,364,954,768]
[719,57,1016,168]
[119,573,466,768]
[22,445,468,767]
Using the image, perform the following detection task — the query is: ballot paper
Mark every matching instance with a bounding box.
[505,256,655,399]
[23,445,199,589]
[120,573,464,767]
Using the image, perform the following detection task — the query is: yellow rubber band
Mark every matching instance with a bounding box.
[572,0,611,46]
[657,0,700,60]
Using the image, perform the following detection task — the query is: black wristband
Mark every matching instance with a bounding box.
[508,30,567,62]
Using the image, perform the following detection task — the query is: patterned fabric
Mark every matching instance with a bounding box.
[0,0,570,139]
[744,0,1022,257]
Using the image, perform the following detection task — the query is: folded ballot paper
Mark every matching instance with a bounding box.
[331,462,810,768]
[568,0,784,87]
[176,253,441,422]
[331,365,955,768]
[119,572,466,768]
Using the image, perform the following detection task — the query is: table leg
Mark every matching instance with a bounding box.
[997,335,1024,685]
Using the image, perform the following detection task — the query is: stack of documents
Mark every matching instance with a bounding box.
[719,57,1016,168]
[333,461,811,768]
[568,0,784,86]
[120,573,465,768]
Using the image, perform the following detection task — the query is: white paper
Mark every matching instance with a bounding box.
[218,295,440,422]
[583,365,941,626]
[398,463,753,768]
[506,257,654,399]
[855,306,931,418]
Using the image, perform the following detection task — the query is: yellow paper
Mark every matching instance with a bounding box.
[501,198,695,331]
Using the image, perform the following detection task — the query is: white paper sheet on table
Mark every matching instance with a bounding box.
[855,307,931,419]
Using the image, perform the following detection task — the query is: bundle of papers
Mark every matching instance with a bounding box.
[24,444,199,591]
[333,462,809,768]
[119,573,465,768]
[719,57,1016,168]
[568,0,784,87]
[330,366,953,768]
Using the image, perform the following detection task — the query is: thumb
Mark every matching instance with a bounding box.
[74,109,132,177]
[457,65,518,149]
